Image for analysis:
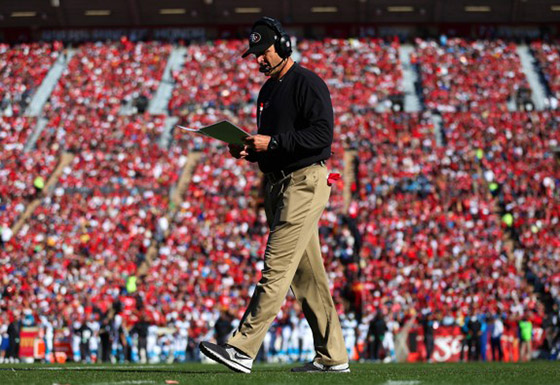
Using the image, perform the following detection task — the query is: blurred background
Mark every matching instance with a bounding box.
[0,0,559,366]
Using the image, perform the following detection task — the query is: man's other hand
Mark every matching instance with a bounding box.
[244,135,271,152]
[228,144,250,159]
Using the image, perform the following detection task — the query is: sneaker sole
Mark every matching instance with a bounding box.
[331,368,351,373]
[199,343,251,374]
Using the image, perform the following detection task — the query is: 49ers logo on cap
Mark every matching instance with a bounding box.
[250,32,261,44]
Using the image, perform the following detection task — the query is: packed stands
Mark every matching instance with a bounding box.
[531,41,560,102]
[0,116,57,226]
[415,38,529,112]
[169,39,261,118]
[441,111,560,312]
[45,39,171,116]
[298,38,403,114]
[0,36,558,364]
[0,43,61,117]
[2,40,182,358]
[348,112,525,318]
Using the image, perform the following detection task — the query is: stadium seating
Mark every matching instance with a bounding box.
[0,43,61,116]
[0,116,57,226]
[299,38,403,114]
[0,38,556,364]
[415,38,529,112]
[531,41,560,103]
[169,39,261,118]
[45,40,171,116]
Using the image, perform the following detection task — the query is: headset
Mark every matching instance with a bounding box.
[253,16,292,59]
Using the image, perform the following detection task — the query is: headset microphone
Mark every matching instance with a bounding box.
[259,58,287,74]
[258,64,269,73]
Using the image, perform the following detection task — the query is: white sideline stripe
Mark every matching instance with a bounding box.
[16,365,169,371]
[85,381,156,385]
[383,381,421,385]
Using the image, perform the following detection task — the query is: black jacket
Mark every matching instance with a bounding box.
[247,62,333,173]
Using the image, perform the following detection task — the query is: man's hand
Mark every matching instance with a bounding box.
[228,144,250,159]
[244,135,271,152]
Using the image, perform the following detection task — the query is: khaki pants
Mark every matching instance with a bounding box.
[228,163,348,366]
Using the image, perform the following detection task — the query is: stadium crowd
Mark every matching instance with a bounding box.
[414,38,529,112]
[0,42,61,117]
[298,38,403,114]
[531,41,560,109]
[169,39,262,119]
[0,36,559,365]
[0,116,58,227]
[44,39,171,117]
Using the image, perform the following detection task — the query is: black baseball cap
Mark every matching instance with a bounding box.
[241,24,277,58]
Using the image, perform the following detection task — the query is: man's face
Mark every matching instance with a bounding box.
[255,44,283,76]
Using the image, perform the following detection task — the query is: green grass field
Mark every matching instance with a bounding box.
[1,362,560,385]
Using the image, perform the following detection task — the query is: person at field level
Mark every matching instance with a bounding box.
[420,311,435,363]
[199,16,349,373]
[214,309,234,346]
[368,310,387,361]
[459,313,471,362]
[519,313,533,362]
[488,314,504,362]
[468,315,482,361]
[130,314,150,364]
[6,315,21,363]
[478,313,488,361]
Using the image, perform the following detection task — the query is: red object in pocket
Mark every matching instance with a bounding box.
[327,172,341,186]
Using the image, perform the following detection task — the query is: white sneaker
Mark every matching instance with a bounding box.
[199,342,253,373]
[291,361,350,373]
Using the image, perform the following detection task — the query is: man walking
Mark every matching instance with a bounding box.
[199,16,349,373]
